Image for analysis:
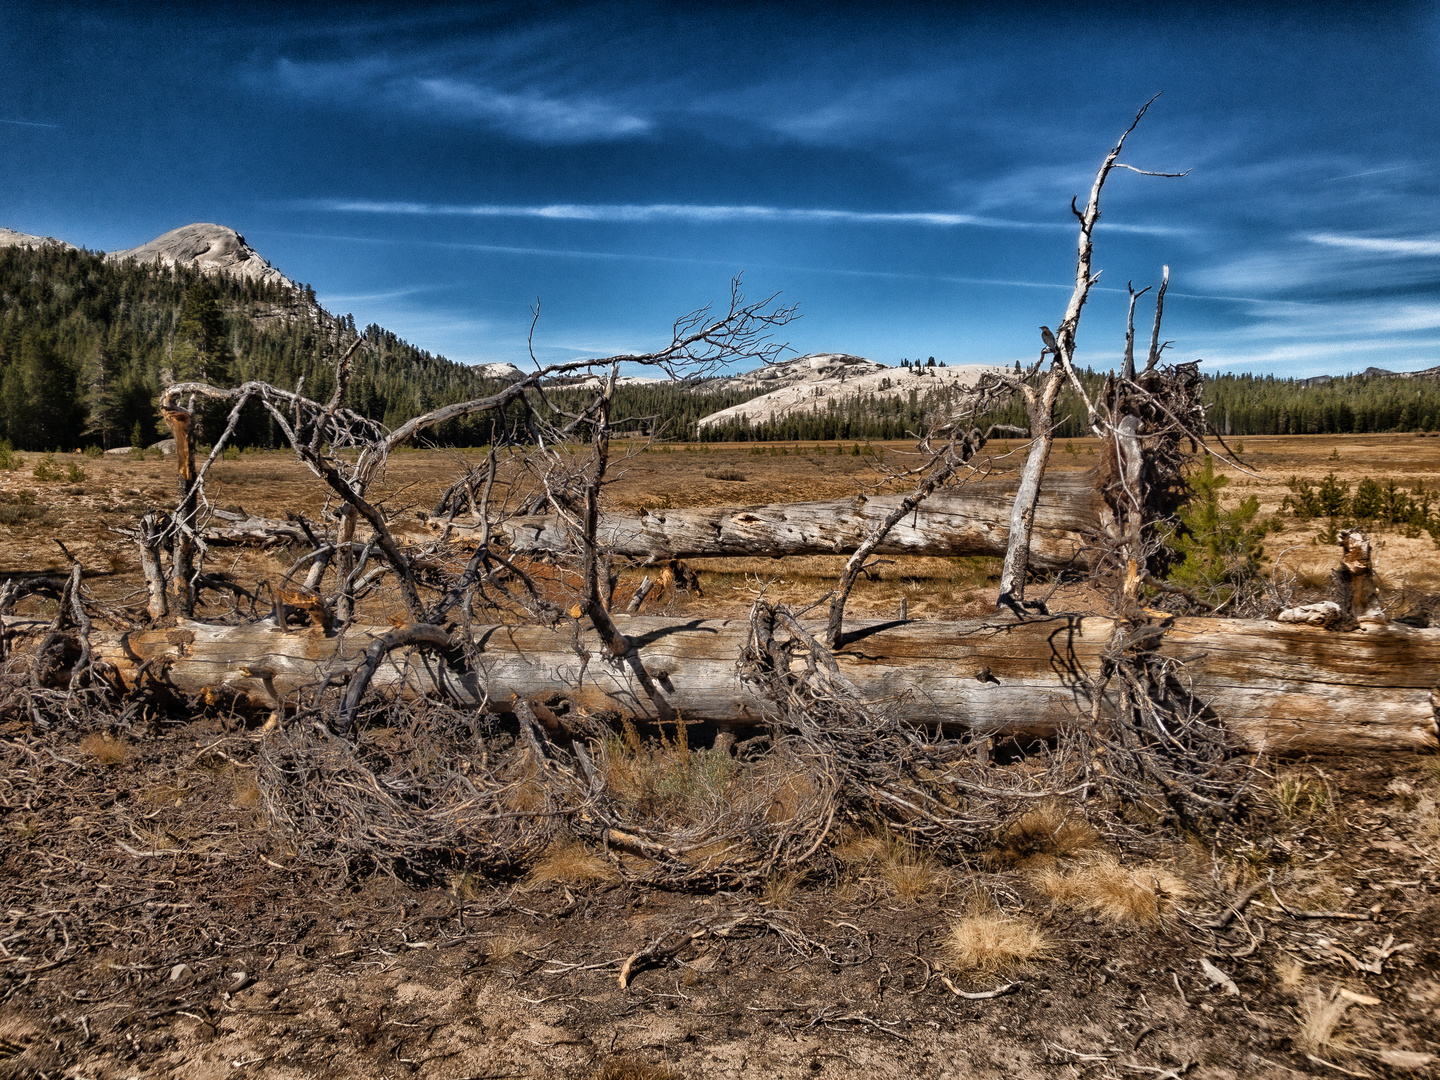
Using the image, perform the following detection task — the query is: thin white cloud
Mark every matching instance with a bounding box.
[269,58,648,144]
[1307,232,1440,257]
[316,198,1182,234]
[0,118,60,128]
[414,78,650,141]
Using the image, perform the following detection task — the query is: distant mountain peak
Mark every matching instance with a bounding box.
[105,223,295,290]
[0,227,75,250]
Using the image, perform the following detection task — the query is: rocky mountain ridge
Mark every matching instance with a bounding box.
[696,354,1003,431]
[104,223,294,290]
[0,227,75,250]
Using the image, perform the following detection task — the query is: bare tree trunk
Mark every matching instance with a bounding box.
[996,373,1065,612]
[137,511,169,621]
[162,407,198,617]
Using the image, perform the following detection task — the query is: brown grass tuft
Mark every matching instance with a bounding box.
[877,835,941,900]
[944,908,1049,973]
[79,733,128,766]
[527,839,619,887]
[986,802,1100,870]
[1294,989,1351,1055]
[1273,771,1333,820]
[1275,956,1308,991]
[1033,854,1190,925]
[485,931,535,964]
[763,869,806,909]
[834,828,943,899]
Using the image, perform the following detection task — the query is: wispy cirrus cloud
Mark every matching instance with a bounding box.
[412,77,650,141]
[314,198,1184,234]
[270,58,649,144]
[1307,232,1440,257]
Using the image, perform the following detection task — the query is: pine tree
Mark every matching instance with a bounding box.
[171,280,235,386]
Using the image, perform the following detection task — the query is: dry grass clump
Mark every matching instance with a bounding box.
[1294,989,1351,1055]
[985,802,1100,870]
[1034,854,1190,925]
[944,907,1049,973]
[763,868,806,909]
[1273,771,1333,820]
[836,829,942,899]
[602,719,735,820]
[527,839,619,887]
[485,931,536,965]
[78,733,128,766]
[1275,956,1308,991]
[1414,793,1440,851]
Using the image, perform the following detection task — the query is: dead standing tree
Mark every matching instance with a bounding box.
[990,95,1187,616]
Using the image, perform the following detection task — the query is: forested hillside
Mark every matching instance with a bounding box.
[0,244,520,450]
[3,241,1437,450]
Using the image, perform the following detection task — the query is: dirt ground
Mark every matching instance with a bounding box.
[0,435,1438,1078]
[0,720,1437,1079]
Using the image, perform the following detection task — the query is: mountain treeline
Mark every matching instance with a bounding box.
[3,242,1438,450]
[0,244,525,450]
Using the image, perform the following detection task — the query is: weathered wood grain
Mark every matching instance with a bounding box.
[37,612,1438,755]
[447,470,1109,568]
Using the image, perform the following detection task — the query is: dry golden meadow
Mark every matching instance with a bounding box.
[0,435,1437,1079]
[2,432,1437,619]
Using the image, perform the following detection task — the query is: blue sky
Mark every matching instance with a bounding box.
[4,2,1440,377]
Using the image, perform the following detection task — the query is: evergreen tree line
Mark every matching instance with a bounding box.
[0,245,530,450]
[4,242,1437,450]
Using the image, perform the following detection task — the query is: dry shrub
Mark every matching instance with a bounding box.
[527,839,618,887]
[944,907,1049,973]
[501,757,548,814]
[78,733,128,767]
[1034,854,1190,925]
[985,801,1100,870]
[763,769,818,825]
[594,1060,682,1080]
[1294,989,1351,1055]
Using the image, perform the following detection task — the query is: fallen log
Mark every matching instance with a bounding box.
[20,612,1437,755]
[111,509,312,550]
[438,469,1109,569]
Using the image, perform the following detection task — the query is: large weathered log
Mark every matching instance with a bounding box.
[456,470,1108,569]
[27,613,1438,755]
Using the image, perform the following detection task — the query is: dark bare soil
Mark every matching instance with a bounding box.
[0,715,1436,1080]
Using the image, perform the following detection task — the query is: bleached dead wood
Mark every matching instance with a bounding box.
[456,470,1107,569]
[18,613,1436,754]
